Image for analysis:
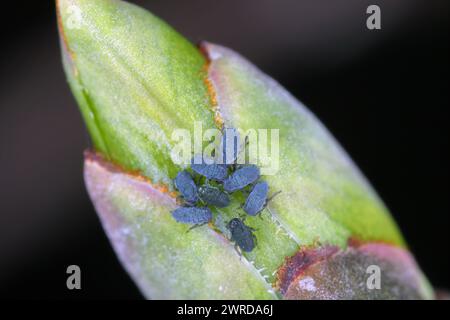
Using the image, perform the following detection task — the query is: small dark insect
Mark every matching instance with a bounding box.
[171,206,212,225]
[191,155,228,181]
[198,184,230,208]
[219,127,240,166]
[243,182,281,216]
[174,170,198,204]
[227,218,257,253]
[243,181,269,216]
[223,165,260,193]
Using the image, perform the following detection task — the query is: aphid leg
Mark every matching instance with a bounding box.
[267,190,282,203]
[234,244,243,259]
[261,192,281,215]
[186,222,207,233]
[179,196,197,207]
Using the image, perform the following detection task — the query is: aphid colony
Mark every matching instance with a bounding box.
[171,128,278,253]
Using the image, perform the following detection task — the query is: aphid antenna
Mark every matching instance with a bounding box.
[184,200,196,207]
[186,222,208,233]
[233,244,244,260]
[267,190,282,203]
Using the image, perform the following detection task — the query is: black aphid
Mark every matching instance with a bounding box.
[227,218,257,253]
[242,181,281,216]
[191,155,228,181]
[198,184,230,208]
[223,165,260,193]
[243,181,269,216]
[171,206,212,225]
[174,170,198,204]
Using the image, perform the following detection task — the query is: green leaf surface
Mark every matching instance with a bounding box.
[85,153,275,299]
[58,0,216,186]
[203,42,405,247]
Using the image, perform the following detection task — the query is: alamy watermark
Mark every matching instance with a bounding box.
[170,122,280,175]
[366,264,381,290]
[366,5,381,30]
[66,265,81,290]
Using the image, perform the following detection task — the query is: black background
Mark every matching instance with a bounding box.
[0,0,448,299]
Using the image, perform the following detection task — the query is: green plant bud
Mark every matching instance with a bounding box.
[57,0,434,299]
